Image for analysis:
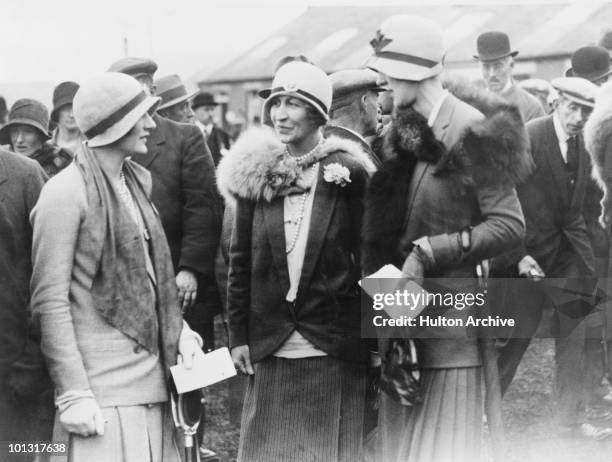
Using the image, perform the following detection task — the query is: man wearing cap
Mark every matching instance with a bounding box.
[498,77,603,435]
[324,68,381,165]
[0,98,71,177]
[50,81,86,157]
[363,15,529,461]
[108,58,222,349]
[192,92,230,167]
[156,74,198,124]
[475,31,545,122]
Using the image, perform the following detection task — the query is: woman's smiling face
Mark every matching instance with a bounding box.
[269,95,319,145]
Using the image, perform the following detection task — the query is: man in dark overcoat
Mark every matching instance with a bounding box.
[0,148,51,461]
[108,58,222,350]
[192,92,230,167]
[497,77,602,434]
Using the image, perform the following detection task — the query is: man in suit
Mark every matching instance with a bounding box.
[0,149,51,461]
[475,31,545,122]
[192,92,230,167]
[498,77,603,434]
[155,74,198,124]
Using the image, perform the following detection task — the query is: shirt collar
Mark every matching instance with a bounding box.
[427,90,449,127]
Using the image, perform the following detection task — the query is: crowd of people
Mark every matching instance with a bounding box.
[3,11,612,462]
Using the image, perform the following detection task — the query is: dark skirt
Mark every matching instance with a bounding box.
[238,355,366,462]
[378,367,483,462]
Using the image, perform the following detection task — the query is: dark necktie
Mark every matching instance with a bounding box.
[566,135,579,191]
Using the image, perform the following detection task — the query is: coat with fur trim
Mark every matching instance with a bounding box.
[363,88,530,369]
[217,127,375,364]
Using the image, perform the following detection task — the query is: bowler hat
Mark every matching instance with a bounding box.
[107,57,158,77]
[155,74,198,111]
[474,31,518,62]
[565,46,612,83]
[51,81,80,122]
[0,98,50,145]
[259,61,332,125]
[73,72,160,148]
[365,15,445,82]
[191,92,218,110]
[551,77,599,108]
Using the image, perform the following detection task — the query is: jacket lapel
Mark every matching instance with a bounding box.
[543,118,570,206]
[296,160,338,303]
[263,198,291,296]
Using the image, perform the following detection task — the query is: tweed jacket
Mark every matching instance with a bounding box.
[516,115,595,275]
[131,115,222,295]
[364,87,530,368]
[0,149,46,385]
[218,128,375,364]
[30,162,178,406]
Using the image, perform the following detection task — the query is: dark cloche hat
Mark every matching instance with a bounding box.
[51,81,80,122]
[0,98,50,145]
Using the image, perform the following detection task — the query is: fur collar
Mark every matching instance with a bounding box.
[378,79,533,188]
[217,126,376,205]
[585,81,612,193]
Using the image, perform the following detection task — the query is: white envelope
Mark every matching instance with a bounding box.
[171,346,237,394]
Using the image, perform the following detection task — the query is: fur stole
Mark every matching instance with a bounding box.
[584,81,612,225]
[217,126,375,206]
[363,81,532,275]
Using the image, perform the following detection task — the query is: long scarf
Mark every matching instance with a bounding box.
[74,145,182,372]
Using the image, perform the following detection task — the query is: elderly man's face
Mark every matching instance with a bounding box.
[10,124,43,157]
[556,97,593,136]
[480,56,513,94]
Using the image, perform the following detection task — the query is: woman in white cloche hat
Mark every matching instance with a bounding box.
[30,72,203,462]
[218,60,376,461]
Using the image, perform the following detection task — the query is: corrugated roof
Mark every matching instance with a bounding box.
[197,3,612,85]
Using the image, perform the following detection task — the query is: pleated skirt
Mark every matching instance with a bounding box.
[238,355,366,462]
[50,402,180,462]
[378,367,483,462]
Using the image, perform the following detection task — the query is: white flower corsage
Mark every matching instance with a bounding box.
[323,163,351,187]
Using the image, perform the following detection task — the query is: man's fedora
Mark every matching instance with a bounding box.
[0,99,50,145]
[191,92,218,110]
[51,81,80,123]
[155,74,198,111]
[474,31,518,62]
[565,46,612,83]
[551,77,599,109]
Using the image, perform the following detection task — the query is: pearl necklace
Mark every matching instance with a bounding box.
[286,138,323,166]
[285,162,318,254]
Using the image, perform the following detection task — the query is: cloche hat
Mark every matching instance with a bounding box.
[259,61,332,125]
[365,15,445,82]
[73,72,161,148]
[0,98,50,145]
[51,81,80,123]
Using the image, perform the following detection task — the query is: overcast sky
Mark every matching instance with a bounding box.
[0,0,583,102]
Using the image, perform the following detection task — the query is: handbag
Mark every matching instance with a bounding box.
[380,338,423,406]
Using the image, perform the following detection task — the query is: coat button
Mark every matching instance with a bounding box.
[133,345,143,354]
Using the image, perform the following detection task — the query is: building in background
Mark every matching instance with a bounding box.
[194,3,612,129]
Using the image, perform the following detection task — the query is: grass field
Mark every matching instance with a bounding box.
[200,326,612,462]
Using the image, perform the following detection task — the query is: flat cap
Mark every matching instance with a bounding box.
[107,57,158,77]
[330,69,380,100]
[551,77,599,108]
